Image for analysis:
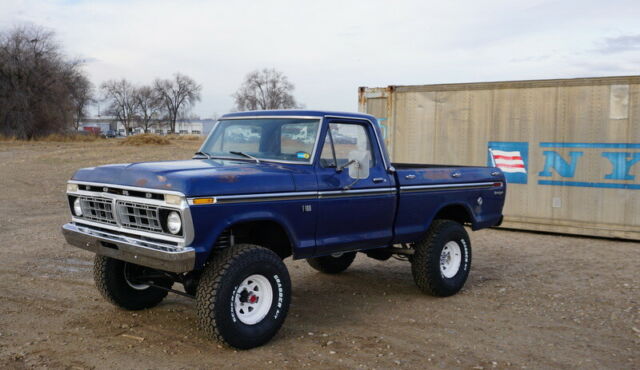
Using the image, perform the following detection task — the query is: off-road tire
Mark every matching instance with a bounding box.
[411,219,471,297]
[93,255,171,310]
[196,244,291,349]
[307,252,357,274]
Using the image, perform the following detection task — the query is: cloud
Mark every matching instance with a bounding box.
[596,34,640,54]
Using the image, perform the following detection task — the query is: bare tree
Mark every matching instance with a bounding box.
[0,25,84,139]
[70,71,95,130]
[133,85,161,133]
[232,68,301,111]
[154,73,202,134]
[101,79,137,135]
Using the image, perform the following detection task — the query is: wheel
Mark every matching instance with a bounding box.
[93,255,172,310]
[411,219,471,297]
[196,244,291,349]
[307,251,357,274]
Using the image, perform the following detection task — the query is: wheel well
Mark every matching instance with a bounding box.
[433,204,473,226]
[213,221,292,259]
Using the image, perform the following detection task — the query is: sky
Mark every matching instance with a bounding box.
[2,0,640,118]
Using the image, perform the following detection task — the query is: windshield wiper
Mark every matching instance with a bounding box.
[193,151,212,159]
[229,151,260,164]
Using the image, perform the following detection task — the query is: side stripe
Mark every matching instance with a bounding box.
[400,182,498,193]
[187,182,500,205]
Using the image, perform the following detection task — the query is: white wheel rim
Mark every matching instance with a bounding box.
[123,264,150,290]
[234,274,273,325]
[440,241,462,278]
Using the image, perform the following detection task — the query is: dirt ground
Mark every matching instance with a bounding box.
[0,140,638,369]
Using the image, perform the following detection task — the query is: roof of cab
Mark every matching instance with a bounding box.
[221,110,377,121]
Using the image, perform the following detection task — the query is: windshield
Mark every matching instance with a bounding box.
[199,118,321,163]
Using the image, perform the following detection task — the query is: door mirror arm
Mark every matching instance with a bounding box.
[342,160,362,190]
[336,159,356,173]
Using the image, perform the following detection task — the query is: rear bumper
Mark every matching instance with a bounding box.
[61,223,195,273]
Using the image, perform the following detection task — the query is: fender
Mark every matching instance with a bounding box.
[193,209,303,269]
[425,201,476,229]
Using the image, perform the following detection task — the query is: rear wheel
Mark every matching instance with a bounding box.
[411,220,471,297]
[93,256,172,310]
[307,251,357,274]
[196,244,291,349]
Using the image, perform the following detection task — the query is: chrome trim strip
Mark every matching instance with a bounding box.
[201,116,323,166]
[323,115,390,171]
[69,189,173,207]
[73,223,184,251]
[205,191,318,204]
[318,188,396,198]
[188,187,396,205]
[216,191,318,200]
[68,180,185,196]
[400,182,498,192]
[72,218,185,244]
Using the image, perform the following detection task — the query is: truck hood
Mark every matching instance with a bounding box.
[71,159,298,197]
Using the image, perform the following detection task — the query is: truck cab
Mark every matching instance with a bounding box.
[62,110,506,349]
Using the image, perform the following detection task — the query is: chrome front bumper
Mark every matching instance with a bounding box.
[61,223,195,273]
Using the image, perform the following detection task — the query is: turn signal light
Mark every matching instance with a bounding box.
[193,198,216,205]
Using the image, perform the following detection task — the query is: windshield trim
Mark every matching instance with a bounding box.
[201,116,324,166]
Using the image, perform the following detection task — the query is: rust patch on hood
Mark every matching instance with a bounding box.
[217,175,240,183]
[135,178,148,187]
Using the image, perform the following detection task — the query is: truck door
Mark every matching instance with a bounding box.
[314,118,395,254]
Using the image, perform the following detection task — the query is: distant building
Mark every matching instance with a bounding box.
[78,116,117,134]
[79,117,218,136]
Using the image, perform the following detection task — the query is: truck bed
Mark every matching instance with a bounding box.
[390,163,505,243]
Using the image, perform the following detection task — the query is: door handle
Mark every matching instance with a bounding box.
[372,177,386,183]
[451,171,462,178]
[405,174,416,180]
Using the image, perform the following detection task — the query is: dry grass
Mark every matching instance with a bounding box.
[166,134,202,141]
[0,133,103,142]
[119,134,171,146]
[40,133,103,142]
[0,135,16,142]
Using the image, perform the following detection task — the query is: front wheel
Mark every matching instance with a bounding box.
[411,220,471,297]
[93,256,172,310]
[196,244,291,349]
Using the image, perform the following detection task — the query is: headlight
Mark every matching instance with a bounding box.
[167,211,182,234]
[73,198,83,216]
[67,183,79,192]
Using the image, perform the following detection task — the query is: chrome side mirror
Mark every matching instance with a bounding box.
[347,150,370,180]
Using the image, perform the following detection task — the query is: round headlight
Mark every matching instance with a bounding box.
[167,211,182,234]
[73,198,83,216]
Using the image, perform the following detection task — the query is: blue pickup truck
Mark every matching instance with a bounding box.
[62,110,506,349]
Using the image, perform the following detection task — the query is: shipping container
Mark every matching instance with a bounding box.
[359,76,640,240]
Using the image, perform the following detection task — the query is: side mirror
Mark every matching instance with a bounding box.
[347,150,370,180]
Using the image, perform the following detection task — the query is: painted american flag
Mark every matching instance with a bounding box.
[490,149,527,173]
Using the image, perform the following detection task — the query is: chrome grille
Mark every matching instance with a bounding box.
[79,196,117,225]
[116,201,163,233]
